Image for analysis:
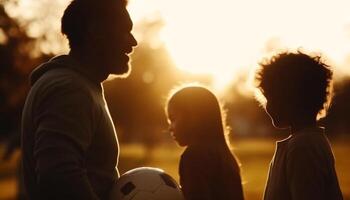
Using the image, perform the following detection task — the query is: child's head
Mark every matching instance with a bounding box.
[255,51,333,128]
[166,86,228,147]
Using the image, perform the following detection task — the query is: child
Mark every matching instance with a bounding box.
[255,51,343,200]
[166,86,244,200]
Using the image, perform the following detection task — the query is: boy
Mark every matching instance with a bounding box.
[255,51,343,200]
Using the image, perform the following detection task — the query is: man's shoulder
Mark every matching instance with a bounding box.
[33,66,96,97]
[31,55,98,92]
[27,68,102,115]
[50,68,82,85]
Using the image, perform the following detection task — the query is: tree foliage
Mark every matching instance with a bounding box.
[0,1,50,137]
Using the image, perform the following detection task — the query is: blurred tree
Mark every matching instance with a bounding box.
[104,18,212,149]
[225,73,350,138]
[0,0,53,160]
[224,75,286,138]
[0,1,34,138]
[322,79,350,135]
[0,1,51,199]
[0,0,54,137]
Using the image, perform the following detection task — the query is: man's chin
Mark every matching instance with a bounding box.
[107,63,131,79]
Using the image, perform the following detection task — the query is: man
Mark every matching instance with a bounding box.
[254,51,343,200]
[21,0,137,199]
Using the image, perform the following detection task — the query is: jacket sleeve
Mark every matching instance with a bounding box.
[33,82,99,200]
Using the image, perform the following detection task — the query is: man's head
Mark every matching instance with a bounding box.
[61,0,137,78]
[255,51,333,128]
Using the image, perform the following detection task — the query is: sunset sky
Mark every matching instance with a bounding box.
[1,2,350,199]
[5,0,350,89]
[128,0,350,77]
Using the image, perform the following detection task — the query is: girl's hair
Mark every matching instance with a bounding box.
[166,86,240,170]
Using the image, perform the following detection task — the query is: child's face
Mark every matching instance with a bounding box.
[265,96,291,129]
[167,106,190,147]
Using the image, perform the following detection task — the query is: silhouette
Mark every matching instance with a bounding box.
[21,0,137,199]
[254,51,343,200]
[166,86,244,200]
[323,78,350,135]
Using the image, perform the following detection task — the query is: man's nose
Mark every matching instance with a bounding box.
[129,34,137,47]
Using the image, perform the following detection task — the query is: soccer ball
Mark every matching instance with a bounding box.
[109,167,184,200]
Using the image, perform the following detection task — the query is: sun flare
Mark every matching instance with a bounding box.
[7,0,350,91]
[128,0,350,90]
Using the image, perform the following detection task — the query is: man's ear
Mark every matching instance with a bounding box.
[86,22,103,44]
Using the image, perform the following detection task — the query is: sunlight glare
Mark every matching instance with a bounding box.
[128,0,350,90]
[9,0,350,89]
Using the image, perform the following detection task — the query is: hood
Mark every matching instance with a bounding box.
[30,55,78,86]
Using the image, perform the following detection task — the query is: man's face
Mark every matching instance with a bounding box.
[94,7,137,76]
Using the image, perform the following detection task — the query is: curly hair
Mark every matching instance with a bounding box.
[61,0,128,50]
[255,51,333,119]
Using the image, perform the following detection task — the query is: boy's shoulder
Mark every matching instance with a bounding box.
[288,127,328,148]
[286,127,334,161]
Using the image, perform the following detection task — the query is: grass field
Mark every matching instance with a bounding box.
[1,137,349,200]
[118,137,350,200]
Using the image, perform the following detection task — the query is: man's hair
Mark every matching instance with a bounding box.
[255,51,333,119]
[61,0,128,50]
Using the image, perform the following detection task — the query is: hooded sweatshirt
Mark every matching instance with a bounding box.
[21,55,119,200]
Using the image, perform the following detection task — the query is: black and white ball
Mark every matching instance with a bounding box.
[109,167,184,200]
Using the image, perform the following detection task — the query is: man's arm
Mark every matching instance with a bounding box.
[33,83,99,200]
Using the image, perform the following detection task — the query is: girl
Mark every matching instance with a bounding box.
[166,86,244,200]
